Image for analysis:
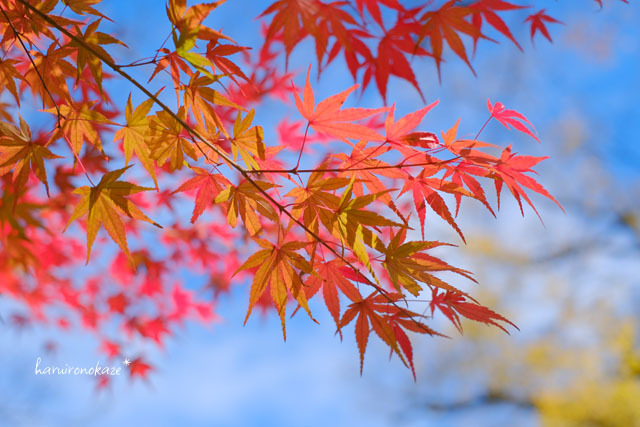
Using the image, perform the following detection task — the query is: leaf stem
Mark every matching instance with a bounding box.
[294,122,310,171]
[474,115,492,140]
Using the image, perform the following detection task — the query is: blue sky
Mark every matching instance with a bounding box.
[2,1,639,426]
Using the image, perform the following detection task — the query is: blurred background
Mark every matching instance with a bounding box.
[1,0,639,426]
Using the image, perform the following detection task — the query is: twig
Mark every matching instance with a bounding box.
[244,157,460,174]
[0,3,63,128]
[61,135,95,187]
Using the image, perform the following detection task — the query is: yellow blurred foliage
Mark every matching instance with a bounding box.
[533,322,640,426]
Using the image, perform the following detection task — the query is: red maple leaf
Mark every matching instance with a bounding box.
[353,0,403,27]
[430,289,518,334]
[293,66,388,142]
[107,293,128,314]
[129,357,153,380]
[400,168,466,242]
[419,1,482,81]
[470,0,526,52]
[305,259,363,333]
[172,167,230,223]
[100,340,121,359]
[488,99,539,142]
[525,9,562,44]
[491,145,563,217]
[385,101,439,151]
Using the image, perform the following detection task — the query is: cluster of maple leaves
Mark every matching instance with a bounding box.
[0,0,623,386]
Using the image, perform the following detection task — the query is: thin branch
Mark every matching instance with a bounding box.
[61,135,95,187]
[0,4,63,127]
[15,0,429,329]
[152,28,174,63]
[245,157,461,174]
[116,58,157,68]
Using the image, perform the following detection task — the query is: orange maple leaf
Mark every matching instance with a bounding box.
[293,66,388,142]
[64,166,162,265]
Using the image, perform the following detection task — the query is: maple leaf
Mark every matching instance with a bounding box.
[525,9,562,44]
[285,168,349,235]
[469,0,525,52]
[386,307,443,380]
[331,142,407,224]
[380,229,474,296]
[488,99,539,142]
[1,0,73,43]
[148,47,193,101]
[312,2,361,67]
[166,0,235,78]
[70,19,127,90]
[259,0,318,61]
[368,12,429,103]
[107,293,128,314]
[21,45,76,108]
[229,109,266,170]
[215,179,279,236]
[182,73,245,135]
[401,165,469,243]
[418,1,482,81]
[490,144,563,218]
[305,259,363,332]
[430,289,518,334]
[148,107,198,171]
[132,316,171,346]
[0,58,21,104]
[100,339,120,359]
[237,238,316,339]
[340,292,411,374]
[64,165,162,264]
[353,0,403,27]
[438,121,505,216]
[46,101,114,155]
[62,0,109,19]
[0,117,62,197]
[128,357,153,379]
[113,93,158,188]
[293,66,388,142]
[321,179,404,277]
[168,0,231,45]
[205,39,250,86]
[172,167,230,223]
[384,101,439,152]
[444,161,496,217]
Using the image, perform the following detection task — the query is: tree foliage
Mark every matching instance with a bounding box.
[0,0,622,385]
